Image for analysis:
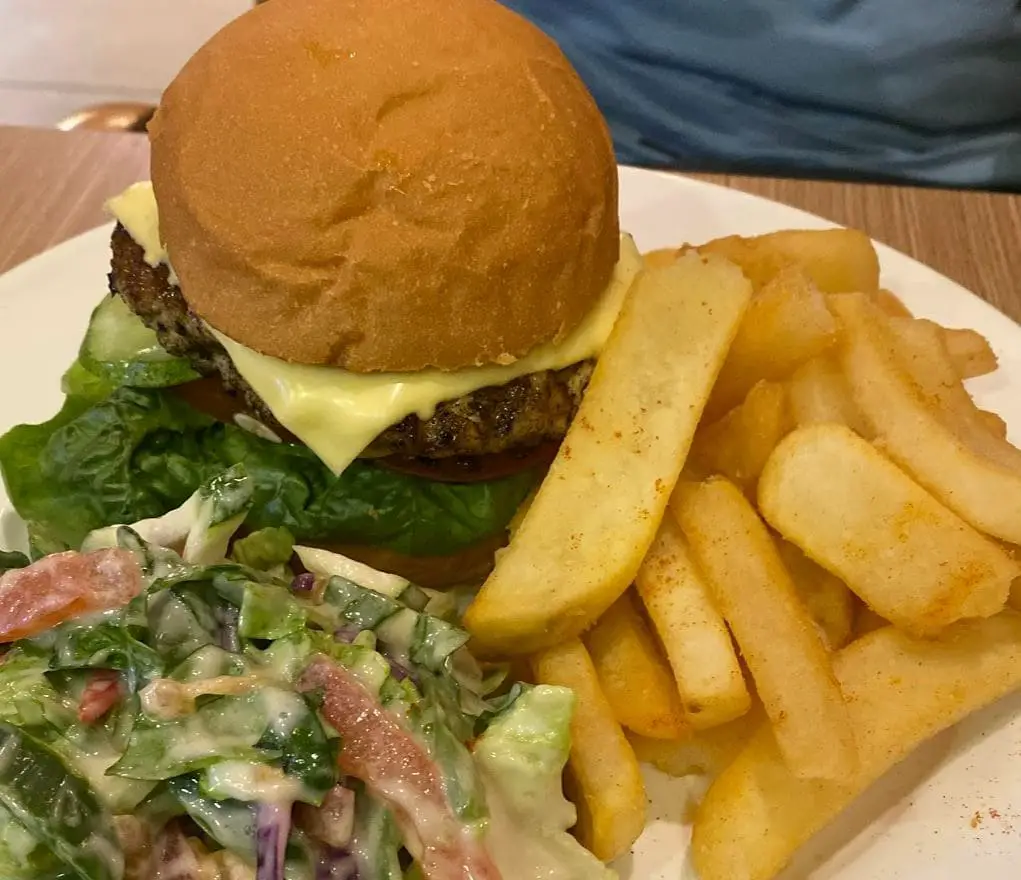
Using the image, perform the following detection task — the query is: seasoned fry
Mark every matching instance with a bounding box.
[691,612,1021,880]
[758,424,1017,635]
[692,381,793,492]
[584,592,688,740]
[833,295,1021,544]
[636,516,751,729]
[774,538,855,651]
[786,356,872,437]
[978,409,1009,439]
[941,326,998,379]
[465,254,752,654]
[532,640,646,862]
[629,708,757,779]
[697,228,880,293]
[871,288,913,318]
[642,247,679,269]
[852,604,889,639]
[674,478,857,780]
[706,267,837,416]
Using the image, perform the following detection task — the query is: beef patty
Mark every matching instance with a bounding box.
[108,225,594,460]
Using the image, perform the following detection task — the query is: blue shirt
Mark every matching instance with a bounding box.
[502,1,1021,189]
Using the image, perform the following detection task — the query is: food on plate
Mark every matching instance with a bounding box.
[705,266,837,418]
[941,326,999,379]
[691,612,1021,880]
[773,538,855,651]
[871,287,913,318]
[0,0,634,587]
[832,294,1021,544]
[635,516,750,729]
[4,32,1020,867]
[692,228,881,294]
[0,468,613,880]
[674,478,857,781]
[759,423,1017,635]
[463,254,752,654]
[629,708,756,780]
[642,248,681,269]
[785,355,872,437]
[584,592,688,740]
[690,379,792,493]
[532,639,647,863]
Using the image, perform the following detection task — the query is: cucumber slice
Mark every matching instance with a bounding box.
[79,295,200,388]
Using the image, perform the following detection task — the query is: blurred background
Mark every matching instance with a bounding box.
[0,0,249,128]
[1,0,1017,190]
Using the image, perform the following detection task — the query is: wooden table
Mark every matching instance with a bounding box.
[2,124,1020,321]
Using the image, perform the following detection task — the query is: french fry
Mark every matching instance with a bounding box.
[697,228,880,294]
[941,326,998,379]
[871,288,913,318]
[786,356,872,438]
[691,380,793,492]
[691,612,1021,880]
[832,295,1021,544]
[584,592,688,740]
[629,708,757,779]
[706,267,837,417]
[852,604,889,639]
[978,409,1009,439]
[774,538,855,651]
[758,424,1017,635]
[888,317,1006,439]
[642,247,679,269]
[464,254,752,654]
[532,640,646,862]
[674,478,857,781]
[635,516,751,729]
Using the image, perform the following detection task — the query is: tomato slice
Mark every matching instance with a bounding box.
[299,657,502,880]
[0,548,142,642]
[78,670,123,723]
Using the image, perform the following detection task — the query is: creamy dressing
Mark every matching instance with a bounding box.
[204,760,308,804]
[293,545,409,598]
[106,181,645,474]
[140,674,265,719]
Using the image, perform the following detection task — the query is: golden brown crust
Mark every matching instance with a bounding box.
[149,0,619,372]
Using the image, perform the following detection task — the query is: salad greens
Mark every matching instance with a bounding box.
[0,468,610,879]
[0,297,538,561]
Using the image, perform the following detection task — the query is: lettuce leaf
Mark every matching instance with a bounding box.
[0,386,536,558]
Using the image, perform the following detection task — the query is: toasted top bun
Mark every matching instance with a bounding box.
[149,0,619,372]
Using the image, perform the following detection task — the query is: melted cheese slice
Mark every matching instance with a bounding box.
[106,181,179,284]
[108,181,645,474]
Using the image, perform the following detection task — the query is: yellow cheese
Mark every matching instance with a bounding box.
[106,180,645,475]
[105,181,178,284]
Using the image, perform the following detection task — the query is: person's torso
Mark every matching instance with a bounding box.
[503,0,1021,187]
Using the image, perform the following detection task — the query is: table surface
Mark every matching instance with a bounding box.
[2,124,1019,321]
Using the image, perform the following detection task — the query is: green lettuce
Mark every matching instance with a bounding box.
[475,685,619,880]
[0,384,536,559]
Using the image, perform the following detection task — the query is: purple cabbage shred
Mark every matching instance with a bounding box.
[334,625,362,644]
[291,572,317,593]
[255,801,292,880]
[316,847,360,880]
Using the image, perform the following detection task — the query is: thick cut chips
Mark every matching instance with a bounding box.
[759,424,1016,635]
[691,612,1021,880]
[465,254,752,654]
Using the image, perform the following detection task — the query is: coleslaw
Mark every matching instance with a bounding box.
[0,466,614,880]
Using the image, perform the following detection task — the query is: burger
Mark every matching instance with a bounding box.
[0,0,642,585]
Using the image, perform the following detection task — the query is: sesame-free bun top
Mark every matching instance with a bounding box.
[149,0,619,372]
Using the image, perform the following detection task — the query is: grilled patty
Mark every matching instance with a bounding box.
[108,225,594,459]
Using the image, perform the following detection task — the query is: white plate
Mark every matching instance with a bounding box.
[2,167,1020,879]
